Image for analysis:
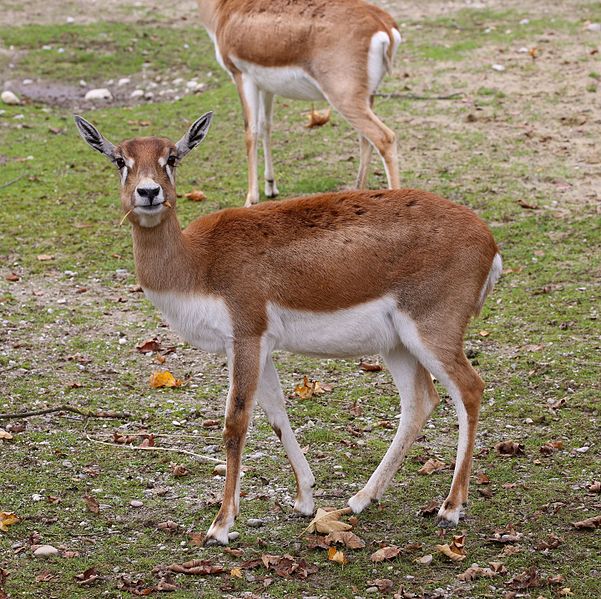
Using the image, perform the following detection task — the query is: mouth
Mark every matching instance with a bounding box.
[134,202,165,213]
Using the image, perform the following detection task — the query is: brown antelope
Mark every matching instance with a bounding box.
[75,113,502,545]
[197,0,402,206]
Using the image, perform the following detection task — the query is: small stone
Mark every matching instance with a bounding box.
[130,500,144,508]
[66,16,74,24]
[79,79,87,87]
[1,91,20,105]
[366,587,379,594]
[228,531,240,541]
[586,23,601,32]
[117,77,131,86]
[144,91,154,100]
[213,464,227,476]
[492,64,506,72]
[247,518,264,528]
[33,545,59,558]
[172,78,184,85]
[130,89,144,99]
[519,18,530,25]
[84,88,113,101]
[186,80,199,90]
[22,78,33,85]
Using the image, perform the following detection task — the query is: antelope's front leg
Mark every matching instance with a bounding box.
[205,339,262,545]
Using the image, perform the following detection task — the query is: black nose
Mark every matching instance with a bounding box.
[137,186,161,203]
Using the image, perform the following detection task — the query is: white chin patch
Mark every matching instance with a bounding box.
[134,206,165,228]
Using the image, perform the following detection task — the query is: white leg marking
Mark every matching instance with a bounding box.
[348,346,438,513]
[241,75,260,207]
[259,90,279,198]
[258,357,315,515]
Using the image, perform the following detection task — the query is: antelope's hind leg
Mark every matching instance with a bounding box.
[258,357,315,515]
[348,346,440,513]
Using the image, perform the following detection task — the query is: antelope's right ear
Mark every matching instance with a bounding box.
[74,115,116,160]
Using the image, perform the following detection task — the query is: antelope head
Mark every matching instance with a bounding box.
[74,113,213,227]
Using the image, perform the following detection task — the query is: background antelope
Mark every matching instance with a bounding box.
[75,113,502,545]
[197,0,402,206]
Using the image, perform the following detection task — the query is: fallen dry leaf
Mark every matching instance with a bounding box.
[305,535,330,550]
[305,507,352,534]
[74,567,99,586]
[487,524,523,544]
[260,554,318,579]
[139,434,155,448]
[419,499,440,516]
[495,440,525,456]
[136,338,161,353]
[0,512,20,532]
[414,554,433,565]
[324,531,365,549]
[540,440,563,455]
[36,254,54,261]
[370,545,401,562]
[436,534,467,562]
[305,108,330,128]
[536,533,563,550]
[230,567,242,578]
[457,561,507,581]
[83,495,100,514]
[171,464,189,477]
[506,566,541,590]
[476,472,491,485]
[185,190,207,202]
[368,578,394,592]
[588,481,601,493]
[359,361,382,372]
[5,273,19,282]
[149,370,184,389]
[327,546,348,565]
[571,514,601,529]
[0,430,13,442]
[157,520,180,533]
[35,570,56,582]
[168,559,224,575]
[418,458,446,475]
[294,376,326,400]
[202,419,220,428]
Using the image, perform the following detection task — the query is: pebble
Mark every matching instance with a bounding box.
[84,88,113,101]
[492,64,506,72]
[186,80,199,89]
[519,18,530,25]
[1,91,20,105]
[247,518,264,528]
[144,91,154,100]
[22,78,33,85]
[33,545,59,558]
[130,89,144,98]
[66,16,74,24]
[117,77,131,86]
[213,464,227,476]
[130,500,144,508]
[586,23,601,32]
[172,77,184,85]
[227,531,240,541]
[365,587,379,594]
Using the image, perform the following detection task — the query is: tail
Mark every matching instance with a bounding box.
[475,253,502,315]
[385,27,402,74]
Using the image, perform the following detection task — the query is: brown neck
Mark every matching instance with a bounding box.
[131,210,194,292]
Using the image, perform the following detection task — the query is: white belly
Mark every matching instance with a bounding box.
[267,296,399,358]
[231,57,325,101]
[143,289,233,354]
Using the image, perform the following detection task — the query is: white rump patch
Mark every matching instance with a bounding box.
[477,253,502,313]
[143,290,234,353]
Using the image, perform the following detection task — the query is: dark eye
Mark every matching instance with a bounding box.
[167,155,177,167]
[115,157,126,169]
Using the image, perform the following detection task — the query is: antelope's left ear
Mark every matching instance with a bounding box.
[73,115,116,160]
[176,112,213,159]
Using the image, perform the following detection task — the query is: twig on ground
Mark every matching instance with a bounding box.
[0,405,131,420]
[0,174,25,190]
[85,434,225,464]
[375,92,463,101]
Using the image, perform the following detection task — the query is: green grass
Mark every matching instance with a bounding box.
[1,3,600,598]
